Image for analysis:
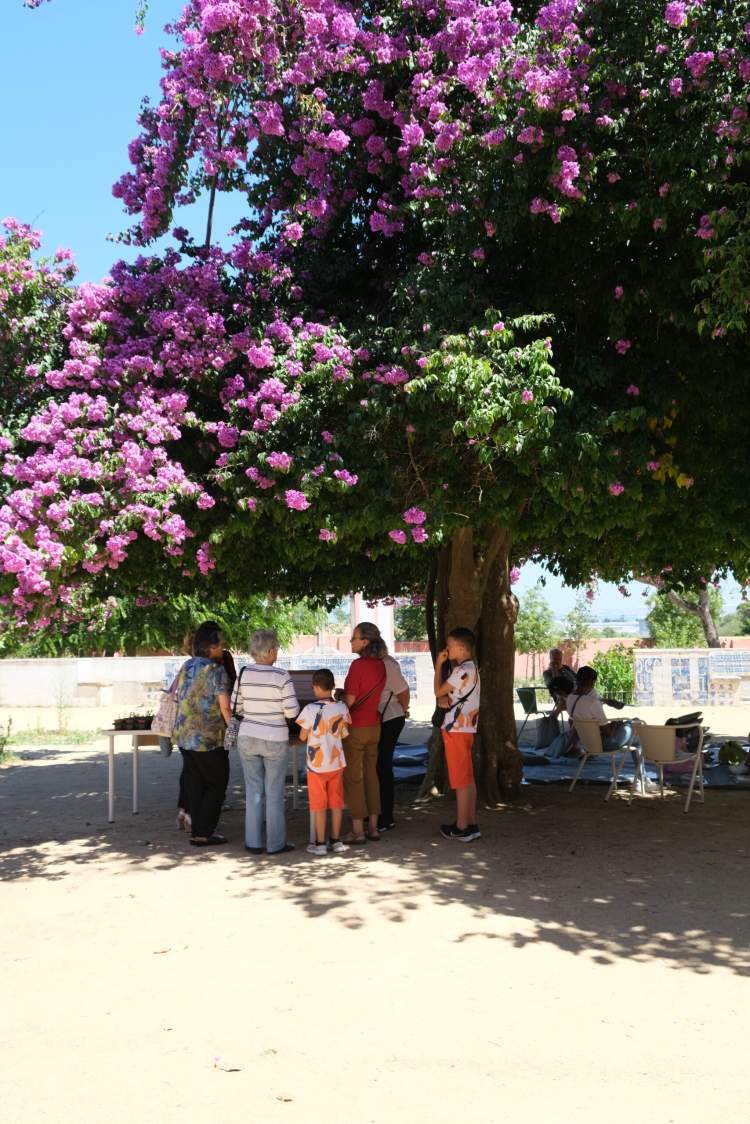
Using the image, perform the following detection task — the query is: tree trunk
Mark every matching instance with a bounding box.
[424,554,438,665]
[697,589,721,647]
[417,547,452,799]
[416,523,523,803]
[475,529,522,803]
[637,576,721,648]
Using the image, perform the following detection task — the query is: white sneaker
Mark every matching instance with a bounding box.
[330,840,349,853]
[307,843,328,856]
[632,779,659,794]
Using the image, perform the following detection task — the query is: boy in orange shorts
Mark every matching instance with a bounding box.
[296,669,351,856]
[434,627,481,842]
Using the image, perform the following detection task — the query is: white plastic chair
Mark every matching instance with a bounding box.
[636,722,705,813]
[570,718,637,801]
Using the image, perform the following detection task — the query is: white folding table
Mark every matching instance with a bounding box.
[102,728,161,823]
[104,729,304,822]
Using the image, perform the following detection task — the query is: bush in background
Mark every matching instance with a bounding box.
[591,645,635,704]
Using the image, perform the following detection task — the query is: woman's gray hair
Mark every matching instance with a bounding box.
[355,620,388,660]
[250,628,280,660]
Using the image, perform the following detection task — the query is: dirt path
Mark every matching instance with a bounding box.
[2,741,749,1123]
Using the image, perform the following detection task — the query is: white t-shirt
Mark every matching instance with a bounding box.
[233,663,299,742]
[296,700,350,772]
[379,655,409,722]
[442,660,480,733]
[565,690,607,724]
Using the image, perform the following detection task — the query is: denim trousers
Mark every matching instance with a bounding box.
[236,735,289,852]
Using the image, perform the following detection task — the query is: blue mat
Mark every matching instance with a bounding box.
[390,743,749,790]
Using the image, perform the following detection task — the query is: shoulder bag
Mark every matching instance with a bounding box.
[224,666,247,752]
[151,667,184,738]
[432,668,478,730]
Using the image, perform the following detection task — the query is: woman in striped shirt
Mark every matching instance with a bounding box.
[234,629,300,855]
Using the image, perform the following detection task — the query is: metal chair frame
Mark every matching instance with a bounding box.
[635,722,705,813]
[569,718,637,802]
[516,686,551,739]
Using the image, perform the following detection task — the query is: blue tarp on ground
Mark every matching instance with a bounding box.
[389,743,750,790]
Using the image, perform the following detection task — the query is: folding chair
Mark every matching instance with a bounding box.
[569,718,637,801]
[636,722,705,813]
[516,687,549,739]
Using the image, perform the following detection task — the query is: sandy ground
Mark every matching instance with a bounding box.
[2,712,750,1124]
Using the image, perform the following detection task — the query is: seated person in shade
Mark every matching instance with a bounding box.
[543,648,576,716]
[544,666,626,758]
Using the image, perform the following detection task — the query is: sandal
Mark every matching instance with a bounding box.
[342,833,367,845]
[190,833,227,847]
[366,830,382,841]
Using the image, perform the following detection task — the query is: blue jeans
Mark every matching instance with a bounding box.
[545,731,572,758]
[237,735,289,852]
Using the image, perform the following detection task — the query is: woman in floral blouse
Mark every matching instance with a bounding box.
[173,621,232,846]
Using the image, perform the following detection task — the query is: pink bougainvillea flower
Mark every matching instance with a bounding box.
[615,339,631,355]
[247,344,274,369]
[411,527,429,543]
[521,389,534,403]
[319,529,337,542]
[492,321,505,331]
[609,482,625,495]
[196,542,215,574]
[626,384,640,396]
[646,461,661,471]
[284,489,310,511]
[402,506,427,525]
[333,469,358,487]
[388,530,407,544]
[510,567,521,584]
[614,286,624,299]
[664,2,687,28]
[266,451,293,470]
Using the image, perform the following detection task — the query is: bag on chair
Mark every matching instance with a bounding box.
[535,714,561,749]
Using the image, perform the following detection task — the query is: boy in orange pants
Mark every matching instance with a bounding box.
[434,628,481,842]
[297,669,351,855]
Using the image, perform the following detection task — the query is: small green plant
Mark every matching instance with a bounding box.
[718,740,747,766]
[0,717,13,762]
[591,645,635,704]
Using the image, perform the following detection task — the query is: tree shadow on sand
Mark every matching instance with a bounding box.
[1,745,749,977]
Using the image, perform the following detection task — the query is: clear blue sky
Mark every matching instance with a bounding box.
[3,2,742,620]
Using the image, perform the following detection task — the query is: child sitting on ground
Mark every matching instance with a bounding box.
[296,669,351,856]
[434,627,481,842]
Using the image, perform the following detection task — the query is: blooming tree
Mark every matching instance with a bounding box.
[6,0,750,798]
[0,218,77,436]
